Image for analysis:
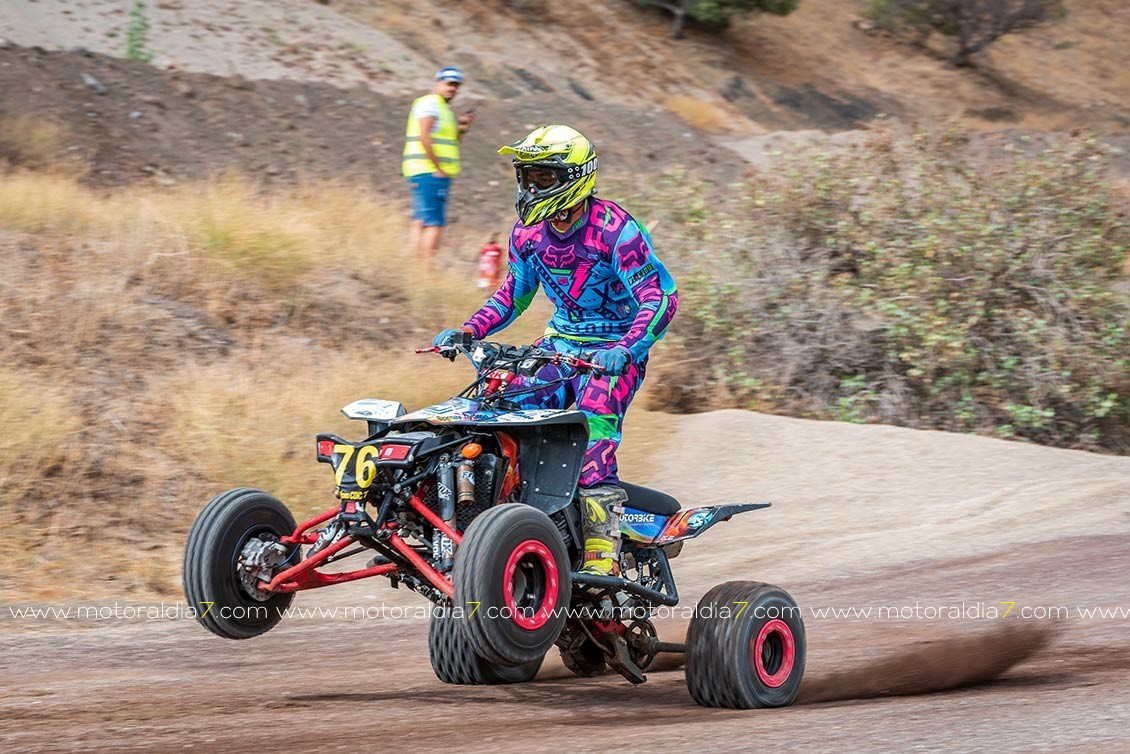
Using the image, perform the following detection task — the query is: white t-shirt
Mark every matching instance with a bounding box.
[412,97,444,133]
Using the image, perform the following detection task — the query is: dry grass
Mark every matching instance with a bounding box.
[662,95,736,133]
[0,365,96,598]
[0,170,408,290]
[0,169,656,600]
[0,337,427,598]
[0,368,83,524]
[0,116,67,170]
[0,172,107,235]
[150,343,474,517]
[0,170,462,598]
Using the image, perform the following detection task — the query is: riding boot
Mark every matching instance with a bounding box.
[579,484,626,577]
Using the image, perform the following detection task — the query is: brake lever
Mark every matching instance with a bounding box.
[558,353,604,377]
[415,345,459,362]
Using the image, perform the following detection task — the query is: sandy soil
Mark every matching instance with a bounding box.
[3,412,1129,752]
[0,0,428,95]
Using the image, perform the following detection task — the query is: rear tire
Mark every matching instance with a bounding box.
[453,504,571,666]
[183,488,299,640]
[685,581,806,709]
[429,607,543,684]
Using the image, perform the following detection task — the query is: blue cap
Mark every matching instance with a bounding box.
[435,67,464,83]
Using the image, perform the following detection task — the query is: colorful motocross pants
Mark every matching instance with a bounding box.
[511,336,646,487]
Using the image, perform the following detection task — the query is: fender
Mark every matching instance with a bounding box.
[649,503,771,545]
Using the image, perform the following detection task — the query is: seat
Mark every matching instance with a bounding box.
[620,481,681,517]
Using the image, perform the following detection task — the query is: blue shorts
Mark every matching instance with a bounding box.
[408,173,451,227]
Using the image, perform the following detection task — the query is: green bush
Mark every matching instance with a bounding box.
[632,0,798,38]
[641,128,1130,452]
[861,0,1066,66]
[126,1,154,63]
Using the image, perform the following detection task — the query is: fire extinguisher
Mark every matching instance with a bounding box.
[477,236,503,289]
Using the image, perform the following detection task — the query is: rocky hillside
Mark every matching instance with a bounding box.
[3,0,1127,136]
[4,0,1128,224]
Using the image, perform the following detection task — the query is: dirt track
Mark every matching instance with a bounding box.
[3,412,1129,752]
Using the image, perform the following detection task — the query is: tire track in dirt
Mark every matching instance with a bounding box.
[538,622,1058,705]
[798,622,1054,703]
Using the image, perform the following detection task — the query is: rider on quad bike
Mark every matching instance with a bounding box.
[184,142,803,701]
[435,124,679,580]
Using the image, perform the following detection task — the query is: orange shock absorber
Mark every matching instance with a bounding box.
[497,431,521,499]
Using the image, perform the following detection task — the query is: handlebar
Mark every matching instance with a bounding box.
[416,337,604,376]
[562,354,602,372]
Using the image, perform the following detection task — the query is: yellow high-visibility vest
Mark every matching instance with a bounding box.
[402,94,461,178]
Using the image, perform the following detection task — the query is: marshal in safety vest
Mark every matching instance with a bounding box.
[402,94,462,178]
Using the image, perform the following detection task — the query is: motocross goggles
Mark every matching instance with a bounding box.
[514,158,597,194]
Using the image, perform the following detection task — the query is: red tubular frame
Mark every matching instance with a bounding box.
[408,493,463,546]
[265,534,391,593]
[281,506,339,545]
[262,494,457,596]
[386,531,454,598]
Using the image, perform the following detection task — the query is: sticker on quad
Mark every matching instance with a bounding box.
[621,503,770,545]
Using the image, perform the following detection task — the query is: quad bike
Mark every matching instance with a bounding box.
[183,335,806,708]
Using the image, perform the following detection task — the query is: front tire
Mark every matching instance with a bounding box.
[453,504,571,666]
[429,607,543,684]
[685,581,806,709]
[183,488,299,640]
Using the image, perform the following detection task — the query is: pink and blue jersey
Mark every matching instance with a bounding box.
[463,198,678,359]
[462,198,678,487]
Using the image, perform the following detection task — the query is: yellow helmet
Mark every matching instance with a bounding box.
[498,125,598,227]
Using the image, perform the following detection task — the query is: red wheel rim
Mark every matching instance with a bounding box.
[752,618,796,688]
[503,539,559,630]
